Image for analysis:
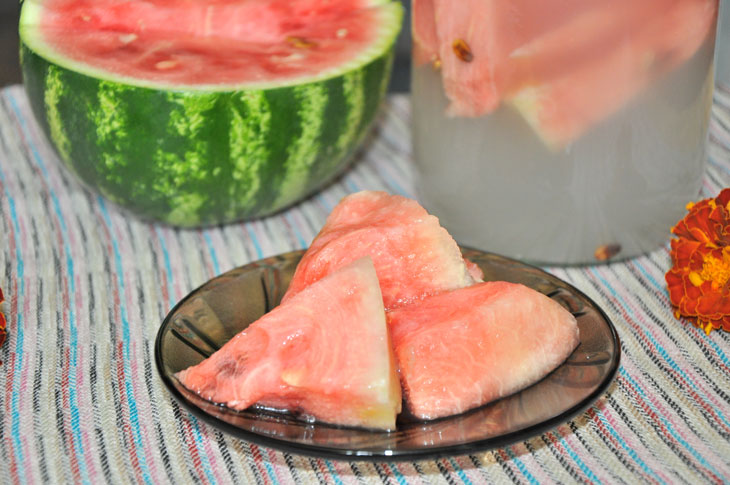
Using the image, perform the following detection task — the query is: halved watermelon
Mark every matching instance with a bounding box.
[281,190,477,309]
[387,281,579,420]
[176,257,402,430]
[19,0,402,226]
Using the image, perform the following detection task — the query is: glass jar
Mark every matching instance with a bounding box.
[717,0,730,90]
[411,0,719,265]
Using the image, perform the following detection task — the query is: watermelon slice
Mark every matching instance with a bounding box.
[387,281,580,420]
[427,0,604,117]
[510,0,718,148]
[429,0,500,117]
[176,257,402,430]
[422,0,716,146]
[411,0,438,66]
[281,191,476,309]
[502,0,667,97]
[19,0,403,226]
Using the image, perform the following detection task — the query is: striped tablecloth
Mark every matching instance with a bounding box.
[1,82,730,484]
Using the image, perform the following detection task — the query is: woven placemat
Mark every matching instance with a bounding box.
[1,84,729,483]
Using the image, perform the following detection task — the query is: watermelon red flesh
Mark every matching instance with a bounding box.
[430,0,500,116]
[26,0,390,87]
[176,257,402,430]
[387,281,579,420]
[281,191,476,309]
[411,0,437,66]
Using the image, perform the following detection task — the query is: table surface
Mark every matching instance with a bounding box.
[1,83,730,484]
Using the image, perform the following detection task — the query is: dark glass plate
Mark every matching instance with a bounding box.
[155,248,620,461]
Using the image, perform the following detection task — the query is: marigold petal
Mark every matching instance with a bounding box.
[695,293,725,316]
[688,244,716,269]
[665,270,686,306]
[684,279,704,301]
[673,204,717,243]
[671,189,730,248]
[718,315,730,332]
[671,238,703,269]
[708,189,730,245]
[715,187,730,208]
[680,296,700,315]
[696,314,730,334]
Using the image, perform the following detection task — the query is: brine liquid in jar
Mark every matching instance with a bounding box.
[717,0,730,90]
[411,0,719,264]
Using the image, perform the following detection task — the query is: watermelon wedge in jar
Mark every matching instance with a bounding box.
[411,0,718,265]
[19,0,403,226]
[509,0,720,148]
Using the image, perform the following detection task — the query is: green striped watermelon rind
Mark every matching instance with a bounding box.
[18,1,402,227]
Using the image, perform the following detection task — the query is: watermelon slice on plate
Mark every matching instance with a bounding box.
[281,190,478,309]
[388,281,580,420]
[19,0,403,226]
[176,257,402,430]
[156,248,619,460]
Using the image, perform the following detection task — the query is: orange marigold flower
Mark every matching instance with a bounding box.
[666,188,730,334]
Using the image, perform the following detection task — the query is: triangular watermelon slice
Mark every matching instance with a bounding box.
[176,257,402,430]
[387,281,579,420]
[281,190,477,309]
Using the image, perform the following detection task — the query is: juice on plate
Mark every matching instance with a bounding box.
[412,0,719,264]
